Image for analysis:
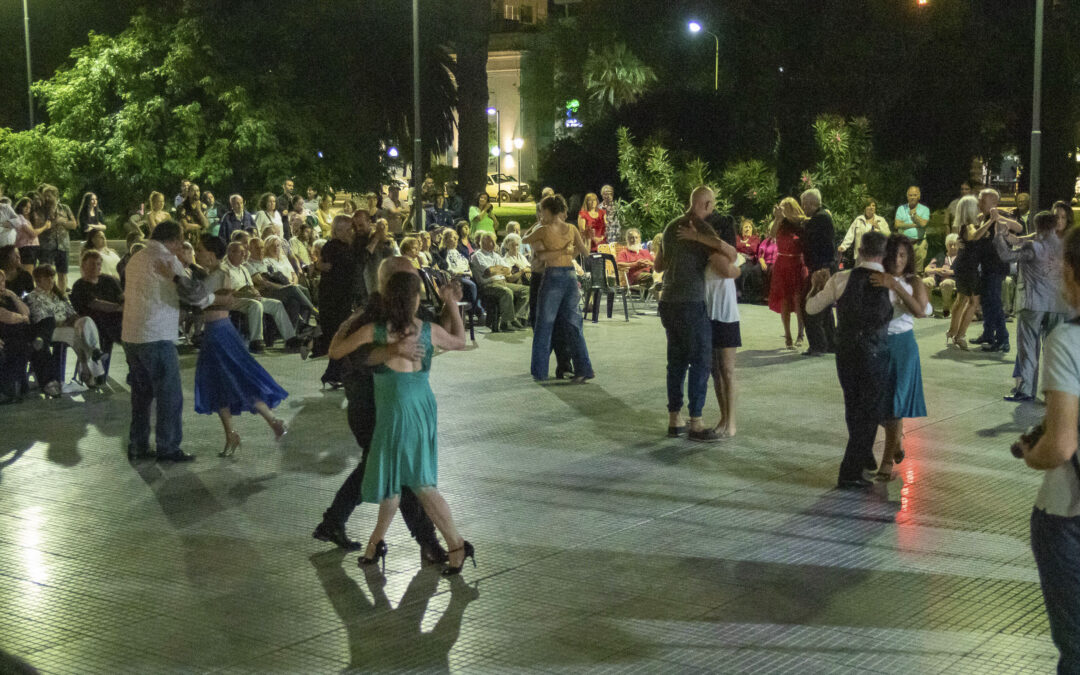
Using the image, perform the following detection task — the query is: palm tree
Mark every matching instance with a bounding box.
[583,43,657,115]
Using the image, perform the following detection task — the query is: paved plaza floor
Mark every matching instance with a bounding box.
[0,303,1059,673]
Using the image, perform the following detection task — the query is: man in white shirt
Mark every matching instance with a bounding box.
[220,242,295,353]
[470,231,529,332]
[122,220,219,462]
[806,230,893,489]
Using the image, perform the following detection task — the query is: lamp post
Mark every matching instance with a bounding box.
[411,0,422,232]
[687,20,719,91]
[513,137,524,198]
[1030,0,1044,213]
[487,106,501,204]
[22,0,34,128]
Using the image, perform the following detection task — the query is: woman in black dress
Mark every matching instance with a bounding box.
[946,195,982,350]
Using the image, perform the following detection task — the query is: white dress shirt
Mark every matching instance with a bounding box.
[122,240,214,344]
[806,262,885,315]
[221,259,255,290]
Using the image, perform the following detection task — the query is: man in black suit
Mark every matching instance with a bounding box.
[800,188,837,356]
[806,231,893,489]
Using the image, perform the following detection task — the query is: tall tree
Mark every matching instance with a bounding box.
[454,0,492,201]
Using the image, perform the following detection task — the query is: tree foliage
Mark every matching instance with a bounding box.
[583,43,657,115]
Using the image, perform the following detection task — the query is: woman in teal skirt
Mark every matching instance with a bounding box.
[872,235,932,481]
[328,271,475,575]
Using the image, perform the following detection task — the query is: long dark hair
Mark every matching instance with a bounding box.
[884,234,915,276]
[382,271,421,337]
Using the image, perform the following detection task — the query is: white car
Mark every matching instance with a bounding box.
[486,173,529,202]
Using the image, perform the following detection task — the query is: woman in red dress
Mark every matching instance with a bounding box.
[577,193,606,251]
[767,197,808,349]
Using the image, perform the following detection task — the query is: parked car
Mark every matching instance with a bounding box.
[486,173,529,202]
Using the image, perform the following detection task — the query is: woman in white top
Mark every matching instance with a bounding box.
[1018,226,1080,672]
[871,235,931,481]
[85,230,122,279]
[501,233,531,283]
[26,264,106,389]
[254,193,283,234]
[703,244,742,438]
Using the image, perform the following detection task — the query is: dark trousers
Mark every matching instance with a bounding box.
[980,272,1009,346]
[0,322,37,397]
[124,340,183,455]
[835,347,887,482]
[658,301,712,417]
[804,272,836,352]
[316,298,352,382]
[1031,507,1080,674]
[322,382,436,544]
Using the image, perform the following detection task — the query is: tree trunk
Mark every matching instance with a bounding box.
[455,0,491,202]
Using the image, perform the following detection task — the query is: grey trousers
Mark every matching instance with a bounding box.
[232,297,295,344]
[1013,309,1067,397]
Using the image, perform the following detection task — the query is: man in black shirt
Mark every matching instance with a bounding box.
[800,189,837,356]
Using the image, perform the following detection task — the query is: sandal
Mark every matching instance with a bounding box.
[875,461,895,482]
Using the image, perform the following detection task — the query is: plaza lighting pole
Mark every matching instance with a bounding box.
[514,137,524,197]
[687,21,719,91]
[487,107,501,204]
[412,0,422,232]
[1030,0,1044,213]
[23,0,34,128]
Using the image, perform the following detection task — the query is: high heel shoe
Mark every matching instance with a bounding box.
[784,336,794,350]
[359,540,388,573]
[270,418,288,441]
[795,335,804,348]
[442,540,476,577]
[953,336,968,351]
[875,461,896,482]
[219,431,241,457]
[946,331,955,347]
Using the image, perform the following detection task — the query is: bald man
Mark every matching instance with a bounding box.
[654,186,724,442]
[313,256,462,562]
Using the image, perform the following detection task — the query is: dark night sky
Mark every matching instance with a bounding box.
[0,0,143,129]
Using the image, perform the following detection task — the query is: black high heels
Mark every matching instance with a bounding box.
[359,540,388,573]
[442,540,476,577]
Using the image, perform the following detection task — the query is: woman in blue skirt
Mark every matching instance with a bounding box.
[872,234,932,481]
[194,235,288,456]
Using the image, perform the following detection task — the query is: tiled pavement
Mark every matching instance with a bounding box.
[0,303,1059,673]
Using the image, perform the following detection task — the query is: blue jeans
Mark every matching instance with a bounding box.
[1031,507,1080,674]
[981,272,1009,345]
[124,341,183,455]
[530,267,592,380]
[658,301,712,417]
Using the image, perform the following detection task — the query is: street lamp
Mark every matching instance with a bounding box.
[687,20,719,91]
[487,107,502,204]
[22,0,33,128]
[513,137,524,197]
[411,0,422,232]
[1030,0,1045,213]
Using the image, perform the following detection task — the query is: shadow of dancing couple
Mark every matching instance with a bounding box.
[310,550,479,671]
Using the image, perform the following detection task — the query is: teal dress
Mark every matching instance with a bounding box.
[360,321,438,503]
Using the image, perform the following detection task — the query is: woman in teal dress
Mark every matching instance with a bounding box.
[328,271,474,575]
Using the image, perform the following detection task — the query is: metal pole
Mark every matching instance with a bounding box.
[1030,0,1044,214]
[23,0,34,128]
[713,33,719,91]
[496,110,502,205]
[412,0,422,232]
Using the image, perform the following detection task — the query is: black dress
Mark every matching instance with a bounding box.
[953,235,984,297]
[314,239,356,369]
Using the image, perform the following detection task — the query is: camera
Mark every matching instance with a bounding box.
[1011,423,1045,459]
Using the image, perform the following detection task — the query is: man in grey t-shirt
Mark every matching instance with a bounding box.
[655,186,722,442]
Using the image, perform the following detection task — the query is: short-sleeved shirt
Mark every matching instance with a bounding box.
[895,203,931,241]
[616,248,654,285]
[468,206,496,235]
[1035,322,1080,517]
[659,216,712,303]
[71,275,123,315]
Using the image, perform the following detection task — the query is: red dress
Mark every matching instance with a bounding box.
[767,220,808,314]
[579,209,606,251]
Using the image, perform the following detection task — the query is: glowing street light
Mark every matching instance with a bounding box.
[387,146,399,158]
[687,20,719,91]
[490,146,501,157]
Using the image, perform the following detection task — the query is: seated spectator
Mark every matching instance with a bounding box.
[123,202,148,239]
[470,231,529,332]
[615,228,655,290]
[734,219,765,303]
[146,190,170,234]
[303,186,320,215]
[70,250,123,376]
[379,184,407,234]
[735,218,760,260]
[117,236,145,289]
[456,221,475,259]
[417,231,435,267]
[425,193,455,231]
[315,194,335,238]
[219,194,257,244]
[501,233,532,284]
[219,241,298,353]
[176,184,208,238]
[0,268,40,403]
[255,192,286,239]
[469,193,498,237]
[26,264,106,389]
[0,245,34,296]
[14,196,46,271]
[922,233,959,318]
[202,191,222,236]
[500,221,531,258]
[399,236,423,269]
[247,236,315,336]
[289,218,315,270]
[756,233,779,300]
[84,230,122,279]
[435,229,480,314]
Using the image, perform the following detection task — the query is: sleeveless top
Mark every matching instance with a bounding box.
[836,267,892,352]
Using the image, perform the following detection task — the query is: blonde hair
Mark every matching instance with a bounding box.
[149,191,165,209]
[583,193,599,211]
[399,237,419,256]
[778,197,805,222]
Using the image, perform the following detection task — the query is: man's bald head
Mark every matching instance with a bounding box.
[377,255,419,294]
[688,185,716,222]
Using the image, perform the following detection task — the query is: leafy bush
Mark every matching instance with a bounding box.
[615,127,687,239]
[716,159,778,225]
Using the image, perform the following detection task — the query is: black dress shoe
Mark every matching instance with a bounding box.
[802,350,825,357]
[1004,392,1034,402]
[312,521,363,551]
[969,334,989,345]
[419,538,449,564]
[156,451,196,463]
[837,477,874,490]
[127,446,155,461]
